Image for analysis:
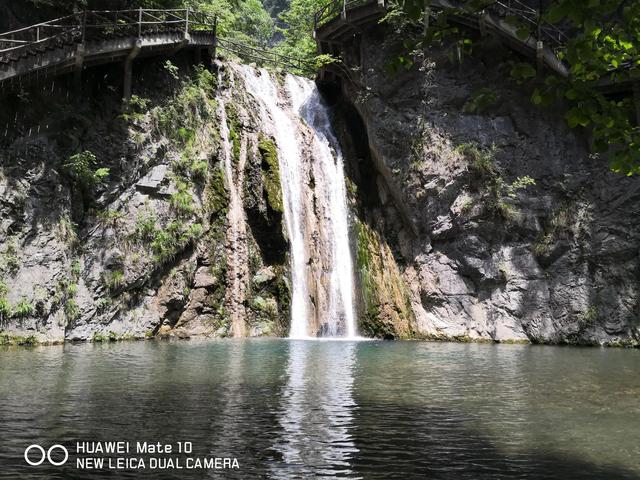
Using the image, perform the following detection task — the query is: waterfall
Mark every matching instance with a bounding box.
[236,65,357,339]
[236,66,310,338]
[286,77,357,339]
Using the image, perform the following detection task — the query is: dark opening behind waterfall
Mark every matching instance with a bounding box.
[1,339,639,479]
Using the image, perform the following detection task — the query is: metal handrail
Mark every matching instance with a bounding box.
[313,0,569,50]
[0,8,312,78]
[217,37,315,74]
[0,8,216,61]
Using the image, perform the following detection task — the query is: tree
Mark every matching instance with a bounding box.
[276,0,337,72]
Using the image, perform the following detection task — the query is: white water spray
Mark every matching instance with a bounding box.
[237,65,357,339]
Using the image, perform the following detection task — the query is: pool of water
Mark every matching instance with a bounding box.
[0,339,639,479]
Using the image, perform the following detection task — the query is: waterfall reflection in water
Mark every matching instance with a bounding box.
[271,341,358,478]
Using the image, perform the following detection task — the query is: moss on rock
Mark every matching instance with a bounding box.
[356,220,414,339]
[206,166,229,217]
[225,103,241,164]
[258,136,283,213]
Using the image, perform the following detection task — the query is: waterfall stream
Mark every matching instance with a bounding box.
[237,65,357,339]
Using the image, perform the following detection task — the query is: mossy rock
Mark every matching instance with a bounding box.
[225,103,241,164]
[258,136,283,213]
[206,166,229,217]
[356,220,414,339]
[0,333,39,346]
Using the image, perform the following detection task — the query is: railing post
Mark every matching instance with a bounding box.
[479,10,487,37]
[212,15,217,59]
[81,10,87,44]
[536,40,544,71]
[138,7,142,38]
[633,82,640,126]
[36,26,40,42]
[185,9,189,35]
[341,0,347,20]
[423,7,430,36]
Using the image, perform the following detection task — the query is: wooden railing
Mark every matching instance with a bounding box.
[0,8,216,62]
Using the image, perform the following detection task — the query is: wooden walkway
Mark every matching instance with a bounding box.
[314,0,639,94]
[314,0,570,77]
[0,9,217,97]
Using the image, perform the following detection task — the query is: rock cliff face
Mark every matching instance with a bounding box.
[2,23,639,346]
[335,26,640,346]
[0,57,291,344]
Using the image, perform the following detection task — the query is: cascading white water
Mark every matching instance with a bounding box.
[286,77,357,339]
[237,65,357,339]
[238,66,310,338]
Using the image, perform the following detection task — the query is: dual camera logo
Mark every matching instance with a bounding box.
[24,444,69,466]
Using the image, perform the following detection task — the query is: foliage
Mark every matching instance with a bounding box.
[178,0,274,47]
[12,300,34,318]
[580,305,599,326]
[95,210,124,229]
[133,211,158,242]
[64,150,110,191]
[190,160,209,181]
[458,143,536,219]
[163,60,180,80]
[121,95,150,122]
[456,143,496,177]
[95,297,112,313]
[533,203,575,257]
[66,283,78,296]
[64,299,81,321]
[19,335,38,346]
[2,238,20,275]
[206,167,229,215]
[355,220,414,338]
[57,213,79,248]
[169,179,196,216]
[91,332,108,343]
[387,0,640,174]
[71,260,82,278]
[104,270,125,292]
[153,66,217,142]
[151,221,203,264]
[0,298,10,319]
[463,88,498,114]
[275,0,337,74]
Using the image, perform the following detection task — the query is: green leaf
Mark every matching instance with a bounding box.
[545,5,567,23]
[531,89,543,105]
[566,109,591,128]
[565,89,578,100]
[510,62,537,82]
